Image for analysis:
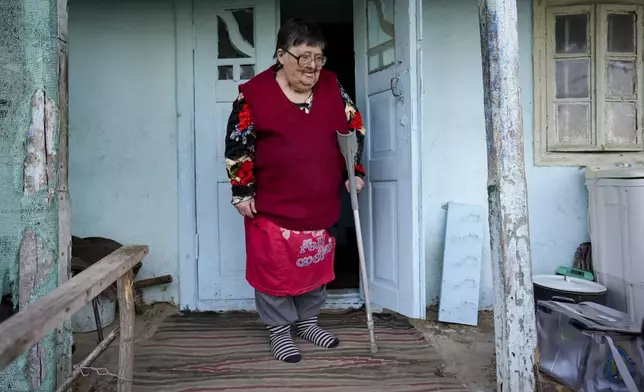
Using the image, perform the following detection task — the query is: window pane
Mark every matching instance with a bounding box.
[606,102,637,144]
[367,0,395,73]
[217,8,254,59]
[218,66,233,80]
[607,60,635,97]
[555,14,589,54]
[555,103,591,144]
[240,65,255,80]
[556,59,590,99]
[607,13,635,53]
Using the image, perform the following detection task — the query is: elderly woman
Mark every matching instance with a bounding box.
[224,18,366,363]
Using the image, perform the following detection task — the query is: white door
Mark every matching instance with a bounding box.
[353,0,425,318]
[194,0,277,308]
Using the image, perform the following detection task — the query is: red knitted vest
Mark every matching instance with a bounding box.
[239,66,349,230]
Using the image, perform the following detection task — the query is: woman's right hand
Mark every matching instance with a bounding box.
[235,198,257,219]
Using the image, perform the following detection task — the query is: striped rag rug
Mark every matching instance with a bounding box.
[132,309,470,392]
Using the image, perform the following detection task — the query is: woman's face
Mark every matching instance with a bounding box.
[277,44,325,91]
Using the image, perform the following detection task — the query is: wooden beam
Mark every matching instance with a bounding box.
[0,245,148,369]
[134,275,173,289]
[117,270,135,392]
[2,0,69,388]
[477,1,539,391]
[20,89,59,390]
[55,327,120,392]
[56,0,72,387]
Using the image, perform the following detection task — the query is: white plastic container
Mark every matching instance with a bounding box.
[586,163,644,326]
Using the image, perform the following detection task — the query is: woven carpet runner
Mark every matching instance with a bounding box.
[132,310,470,392]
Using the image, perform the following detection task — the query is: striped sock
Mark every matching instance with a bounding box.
[267,325,301,363]
[296,316,340,348]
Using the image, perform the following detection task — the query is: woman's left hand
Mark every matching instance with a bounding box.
[345,176,365,194]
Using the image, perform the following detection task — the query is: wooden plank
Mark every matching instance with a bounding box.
[55,327,120,392]
[117,270,135,392]
[478,0,538,391]
[20,89,59,389]
[13,1,68,388]
[134,275,173,289]
[438,202,485,326]
[58,0,68,43]
[56,5,71,386]
[23,90,47,195]
[18,230,56,390]
[44,92,59,198]
[0,245,148,369]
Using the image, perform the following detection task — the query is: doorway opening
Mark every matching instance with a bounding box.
[280,0,359,290]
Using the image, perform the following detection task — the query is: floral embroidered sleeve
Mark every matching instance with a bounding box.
[225,93,256,205]
[337,80,367,178]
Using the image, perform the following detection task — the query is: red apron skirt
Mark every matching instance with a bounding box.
[245,215,336,297]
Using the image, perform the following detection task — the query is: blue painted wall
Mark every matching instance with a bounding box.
[68,0,180,303]
[422,0,590,309]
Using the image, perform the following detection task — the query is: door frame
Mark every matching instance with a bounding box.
[176,0,198,310]
[176,0,425,312]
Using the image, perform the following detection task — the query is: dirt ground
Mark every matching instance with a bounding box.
[410,310,570,392]
[410,309,497,392]
[71,304,498,391]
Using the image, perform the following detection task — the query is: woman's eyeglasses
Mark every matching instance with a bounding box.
[285,50,327,68]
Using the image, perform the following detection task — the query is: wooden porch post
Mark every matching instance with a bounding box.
[477,1,539,391]
[0,0,70,390]
[56,0,72,388]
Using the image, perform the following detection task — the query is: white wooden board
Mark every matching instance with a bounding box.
[438,201,485,326]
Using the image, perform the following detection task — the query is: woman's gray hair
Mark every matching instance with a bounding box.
[274,17,326,65]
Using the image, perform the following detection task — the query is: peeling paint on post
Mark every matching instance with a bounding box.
[24,91,47,196]
[19,88,61,390]
[477,1,539,391]
[19,229,57,389]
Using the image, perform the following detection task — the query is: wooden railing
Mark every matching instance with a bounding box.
[0,245,149,392]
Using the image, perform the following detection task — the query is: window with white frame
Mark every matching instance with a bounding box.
[533,1,644,165]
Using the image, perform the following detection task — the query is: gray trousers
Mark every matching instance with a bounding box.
[255,285,327,326]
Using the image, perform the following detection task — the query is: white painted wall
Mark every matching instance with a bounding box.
[68,0,179,303]
[422,0,590,309]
